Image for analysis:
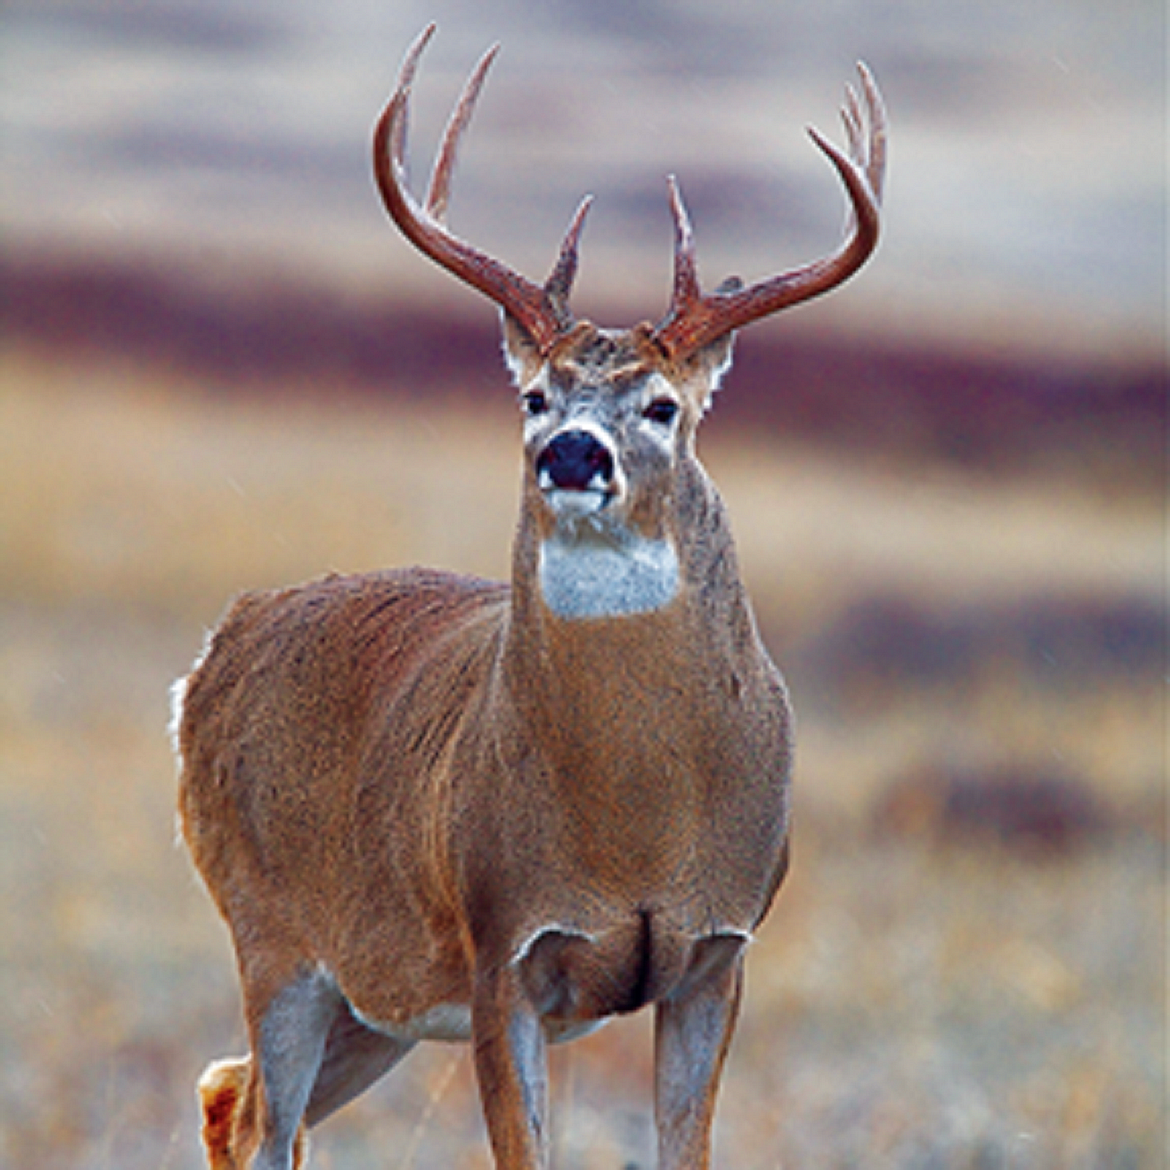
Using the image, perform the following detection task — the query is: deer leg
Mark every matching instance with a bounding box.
[248,969,342,1169]
[198,1055,264,1170]
[305,1001,415,1126]
[654,935,748,1170]
[472,966,550,1169]
[198,968,341,1170]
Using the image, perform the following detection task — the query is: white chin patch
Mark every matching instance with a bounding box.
[544,487,609,520]
[539,528,680,620]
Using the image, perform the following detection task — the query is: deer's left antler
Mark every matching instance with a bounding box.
[652,64,887,361]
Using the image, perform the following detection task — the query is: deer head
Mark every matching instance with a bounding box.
[374,24,884,624]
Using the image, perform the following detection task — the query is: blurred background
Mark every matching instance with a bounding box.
[1,1,1165,1167]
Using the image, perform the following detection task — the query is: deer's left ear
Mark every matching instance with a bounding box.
[683,332,736,414]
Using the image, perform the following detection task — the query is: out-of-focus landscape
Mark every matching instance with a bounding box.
[1,1,1165,1168]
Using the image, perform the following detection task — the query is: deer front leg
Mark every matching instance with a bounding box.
[472,964,551,1168]
[654,935,748,1170]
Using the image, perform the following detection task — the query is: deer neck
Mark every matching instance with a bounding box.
[504,458,757,760]
[495,469,764,897]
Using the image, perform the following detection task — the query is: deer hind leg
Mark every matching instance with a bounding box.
[198,1055,250,1169]
[198,968,340,1170]
[305,1001,415,1126]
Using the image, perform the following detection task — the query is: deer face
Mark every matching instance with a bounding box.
[508,321,693,532]
[505,318,731,620]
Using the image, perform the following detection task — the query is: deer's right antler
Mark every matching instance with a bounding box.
[373,24,592,355]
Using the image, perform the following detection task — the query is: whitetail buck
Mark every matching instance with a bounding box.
[175,23,885,1169]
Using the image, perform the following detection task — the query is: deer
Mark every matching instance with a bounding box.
[174,23,885,1170]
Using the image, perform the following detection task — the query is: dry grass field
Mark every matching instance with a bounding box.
[0,345,1163,1169]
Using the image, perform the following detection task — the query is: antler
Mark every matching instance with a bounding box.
[373,24,593,354]
[652,64,887,362]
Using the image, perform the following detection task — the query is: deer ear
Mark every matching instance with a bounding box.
[693,275,740,406]
[500,311,544,385]
[688,332,736,413]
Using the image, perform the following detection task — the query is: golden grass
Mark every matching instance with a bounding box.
[0,348,1163,1167]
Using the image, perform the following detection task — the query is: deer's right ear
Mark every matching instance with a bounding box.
[501,311,545,386]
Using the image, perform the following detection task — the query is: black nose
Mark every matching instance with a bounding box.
[537,429,615,491]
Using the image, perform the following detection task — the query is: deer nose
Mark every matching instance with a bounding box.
[537,429,615,492]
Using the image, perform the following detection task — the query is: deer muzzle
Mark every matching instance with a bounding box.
[535,428,620,522]
[537,429,615,492]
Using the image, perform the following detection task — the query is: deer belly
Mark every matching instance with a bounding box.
[340,911,746,1044]
[352,1000,473,1043]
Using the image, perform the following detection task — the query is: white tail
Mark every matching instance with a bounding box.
[175,24,886,1169]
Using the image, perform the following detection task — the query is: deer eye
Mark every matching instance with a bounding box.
[522,390,550,417]
[643,398,679,426]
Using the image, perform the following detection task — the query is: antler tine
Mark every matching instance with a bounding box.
[388,23,435,187]
[373,26,575,354]
[544,195,594,319]
[841,83,864,166]
[855,61,888,202]
[666,175,703,314]
[425,42,499,223]
[653,64,887,362]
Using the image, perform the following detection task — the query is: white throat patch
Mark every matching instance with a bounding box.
[539,525,680,619]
